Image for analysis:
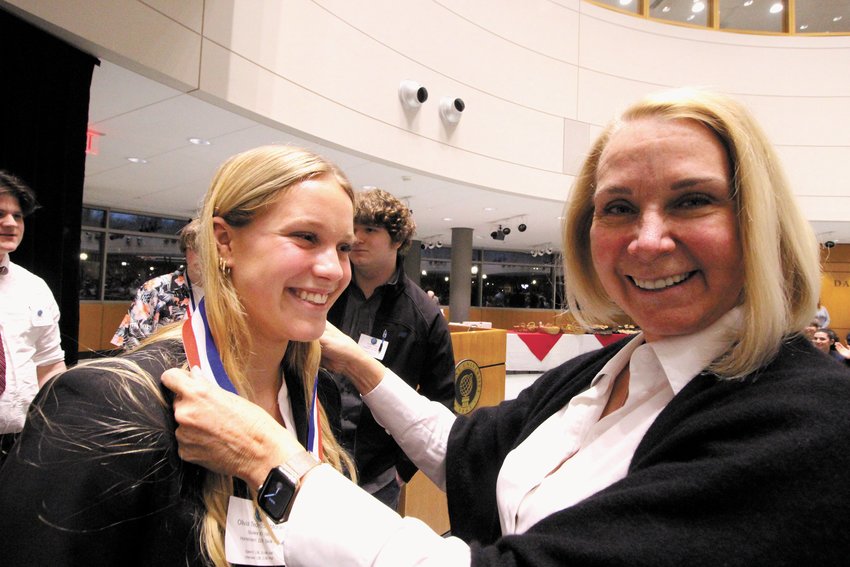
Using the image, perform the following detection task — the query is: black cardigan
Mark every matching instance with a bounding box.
[446,335,850,566]
[0,340,340,567]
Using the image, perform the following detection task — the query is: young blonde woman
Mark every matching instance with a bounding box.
[0,145,357,567]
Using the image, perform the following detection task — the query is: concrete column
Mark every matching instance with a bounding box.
[403,240,422,286]
[449,227,473,322]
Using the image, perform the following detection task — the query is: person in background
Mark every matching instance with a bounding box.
[0,170,65,464]
[111,219,203,350]
[162,89,850,565]
[0,146,356,567]
[325,188,455,509]
[812,328,850,367]
[814,299,830,328]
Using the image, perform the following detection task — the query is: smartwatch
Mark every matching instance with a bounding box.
[257,451,320,523]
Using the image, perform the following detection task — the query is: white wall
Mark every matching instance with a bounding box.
[2,0,848,216]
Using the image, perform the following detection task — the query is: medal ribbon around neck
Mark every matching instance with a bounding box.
[182,298,324,459]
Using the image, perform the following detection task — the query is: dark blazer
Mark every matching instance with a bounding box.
[0,340,340,567]
[447,335,850,566]
[328,264,455,483]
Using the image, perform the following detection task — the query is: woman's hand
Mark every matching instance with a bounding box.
[161,367,302,488]
[835,342,850,360]
[320,322,387,395]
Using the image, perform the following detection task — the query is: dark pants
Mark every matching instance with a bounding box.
[370,477,401,511]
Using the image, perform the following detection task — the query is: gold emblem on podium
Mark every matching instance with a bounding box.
[454,359,482,415]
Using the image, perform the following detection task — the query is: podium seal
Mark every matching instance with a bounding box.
[454,359,482,415]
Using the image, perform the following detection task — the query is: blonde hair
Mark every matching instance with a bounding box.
[192,145,355,565]
[38,146,356,567]
[563,88,820,379]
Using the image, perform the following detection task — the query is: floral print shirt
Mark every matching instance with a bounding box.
[111,269,196,350]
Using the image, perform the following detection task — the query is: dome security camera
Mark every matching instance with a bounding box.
[440,97,465,124]
[825,240,836,248]
[420,242,426,249]
[436,241,443,248]
[518,223,527,232]
[399,80,428,108]
[502,227,511,236]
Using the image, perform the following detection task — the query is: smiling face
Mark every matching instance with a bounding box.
[214,174,354,352]
[589,117,744,342]
[0,192,25,259]
[812,330,833,353]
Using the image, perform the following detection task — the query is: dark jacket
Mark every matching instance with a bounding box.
[446,335,850,566]
[0,340,340,567]
[328,265,455,483]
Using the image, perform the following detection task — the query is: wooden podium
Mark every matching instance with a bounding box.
[397,327,507,534]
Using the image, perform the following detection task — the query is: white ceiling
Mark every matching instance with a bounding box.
[85,59,850,253]
[85,60,568,253]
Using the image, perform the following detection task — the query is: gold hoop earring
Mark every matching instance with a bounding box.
[218,256,231,276]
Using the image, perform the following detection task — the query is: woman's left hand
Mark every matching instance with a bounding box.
[162,367,301,488]
[835,342,850,360]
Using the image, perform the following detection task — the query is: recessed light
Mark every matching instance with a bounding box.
[687,14,695,21]
[799,24,809,30]
[443,217,452,222]
[483,207,495,211]
[743,0,753,6]
[127,157,147,164]
[618,0,632,5]
[833,16,843,22]
[188,137,210,145]
[692,2,705,14]
[769,2,783,14]
[662,6,671,12]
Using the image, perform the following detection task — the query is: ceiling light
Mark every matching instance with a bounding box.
[421,270,427,276]
[662,6,671,12]
[126,157,147,164]
[799,24,809,30]
[442,217,452,222]
[692,2,705,13]
[769,2,783,14]
[188,137,210,145]
[687,14,695,21]
[483,207,495,212]
[618,0,632,5]
[833,16,843,22]
[79,252,88,261]
[471,266,478,274]
[743,0,753,5]
[362,185,377,190]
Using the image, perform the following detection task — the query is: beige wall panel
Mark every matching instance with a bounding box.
[312,0,578,117]
[441,0,581,64]
[737,95,850,147]
[776,146,849,199]
[198,40,570,200]
[144,0,204,33]
[3,0,201,90]
[577,3,850,97]
[203,0,567,171]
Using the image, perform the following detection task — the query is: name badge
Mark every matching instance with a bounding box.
[358,332,389,360]
[225,496,286,566]
[30,306,52,327]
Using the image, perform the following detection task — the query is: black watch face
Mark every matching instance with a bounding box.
[258,469,295,521]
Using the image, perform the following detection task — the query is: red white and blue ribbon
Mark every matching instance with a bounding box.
[182,298,237,394]
[182,297,323,459]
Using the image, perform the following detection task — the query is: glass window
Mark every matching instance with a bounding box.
[103,233,186,301]
[795,0,850,33]
[720,0,786,33]
[79,231,103,299]
[109,211,188,235]
[81,207,106,228]
[592,0,640,15]
[420,259,452,306]
[650,0,710,27]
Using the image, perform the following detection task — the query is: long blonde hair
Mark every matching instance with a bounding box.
[563,88,820,379]
[190,145,356,565]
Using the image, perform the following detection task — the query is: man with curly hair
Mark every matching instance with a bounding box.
[327,188,455,509]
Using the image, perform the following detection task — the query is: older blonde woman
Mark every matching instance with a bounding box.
[0,146,356,567]
[163,90,850,566]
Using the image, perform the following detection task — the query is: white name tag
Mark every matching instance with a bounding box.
[358,332,389,360]
[225,496,286,566]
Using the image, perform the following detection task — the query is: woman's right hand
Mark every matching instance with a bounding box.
[162,366,302,488]
[320,322,387,395]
